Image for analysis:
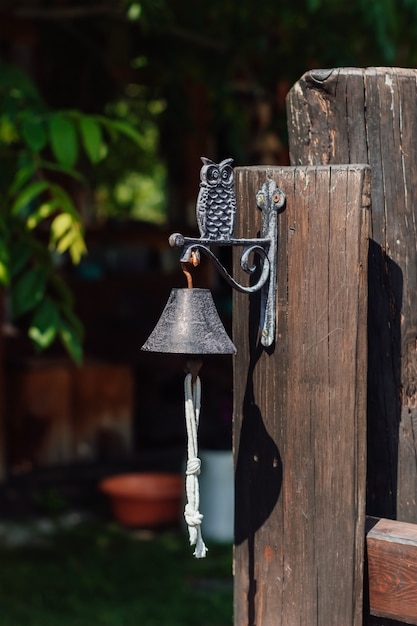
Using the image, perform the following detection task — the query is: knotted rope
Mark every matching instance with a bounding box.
[184,370,207,558]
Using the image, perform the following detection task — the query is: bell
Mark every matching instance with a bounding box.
[141,288,237,354]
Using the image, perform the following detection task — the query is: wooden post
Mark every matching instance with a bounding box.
[286,68,417,524]
[233,165,370,626]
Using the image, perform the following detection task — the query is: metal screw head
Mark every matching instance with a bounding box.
[272,191,285,208]
[256,192,265,208]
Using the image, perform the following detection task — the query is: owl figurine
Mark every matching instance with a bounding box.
[196,157,236,240]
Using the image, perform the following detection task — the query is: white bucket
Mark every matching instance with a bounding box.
[198,449,234,543]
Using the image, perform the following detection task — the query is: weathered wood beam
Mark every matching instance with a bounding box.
[233,164,370,626]
[287,68,417,524]
[366,516,417,624]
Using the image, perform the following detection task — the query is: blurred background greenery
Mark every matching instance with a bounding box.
[0,519,233,626]
[2,0,417,359]
[4,0,417,224]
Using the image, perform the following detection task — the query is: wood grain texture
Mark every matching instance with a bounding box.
[287,67,417,524]
[233,165,370,626]
[367,516,417,624]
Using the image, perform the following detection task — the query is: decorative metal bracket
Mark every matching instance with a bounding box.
[169,158,285,347]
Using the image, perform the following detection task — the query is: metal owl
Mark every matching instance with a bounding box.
[196,157,236,241]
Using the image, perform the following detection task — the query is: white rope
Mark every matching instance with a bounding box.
[184,372,207,558]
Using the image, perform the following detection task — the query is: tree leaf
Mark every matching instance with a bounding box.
[49,273,74,307]
[0,239,9,285]
[11,180,51,215]
[48,112,78,168]
[11,266,46,318]
[9,239,31,278]
[49,212,86,263]
[0,115,18,144]
[9,163,36,196]
[79,116,103,164]
[55,229,77,254]
[100,118,146,149]
[21,115,47,151]
[48,184,79,218]
[61,302,84,338]
[50,213,73,243]
[28,298,59,348]
[26,201,60,230]
[0,61,44,107]
[59,319,83,364]
[66,234,87,264]
[0,261,9,285]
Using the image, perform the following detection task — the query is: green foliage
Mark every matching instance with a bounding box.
[0,61,147,362]
[92,95,168,222]
[0,522,233,626]
[79,117,103,164]
[5,0,417,361]
[125,0,417,162]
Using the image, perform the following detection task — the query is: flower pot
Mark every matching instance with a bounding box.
[99,472,183,528]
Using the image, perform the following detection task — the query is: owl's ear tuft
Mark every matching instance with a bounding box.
[201,156,214,166]
[219,157,234,168]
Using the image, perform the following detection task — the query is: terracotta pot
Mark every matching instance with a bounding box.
[99,472,183,527]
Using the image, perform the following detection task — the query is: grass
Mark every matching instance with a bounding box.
[0,520,233,626]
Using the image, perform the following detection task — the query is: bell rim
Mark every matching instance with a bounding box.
[141,287,237,355]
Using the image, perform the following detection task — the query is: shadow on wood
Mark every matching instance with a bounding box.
[234,291,282,624]
[367,241,403,519]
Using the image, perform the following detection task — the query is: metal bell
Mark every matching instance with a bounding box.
[141,288,237,354]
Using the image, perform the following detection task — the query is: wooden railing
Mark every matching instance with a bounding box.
[366,516,417,624]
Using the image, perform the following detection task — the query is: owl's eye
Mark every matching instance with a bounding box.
[221,165,233,185]
[206,166,220,184]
